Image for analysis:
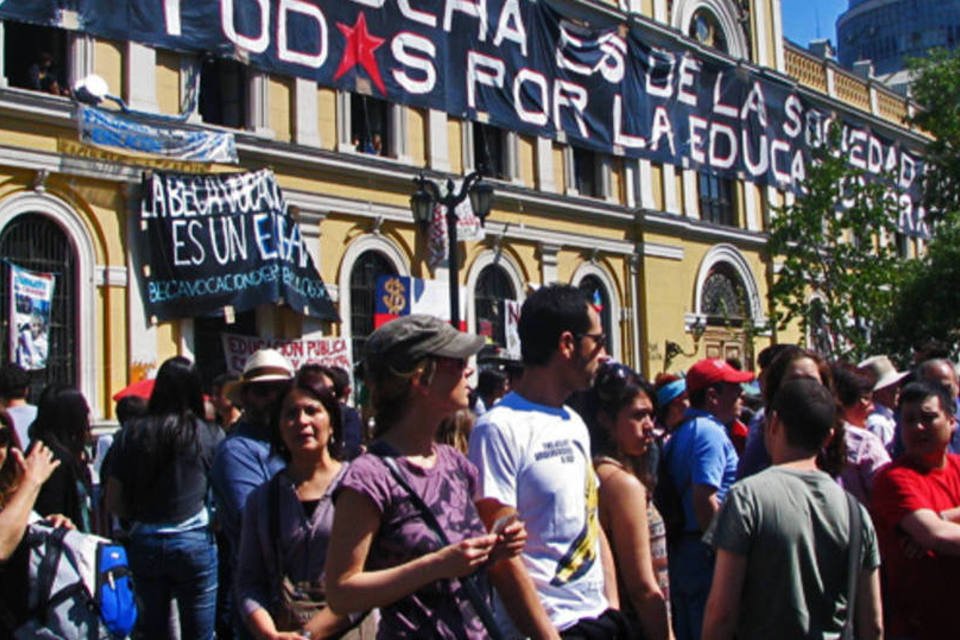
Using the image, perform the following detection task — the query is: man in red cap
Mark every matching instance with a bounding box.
[662,358,753,640]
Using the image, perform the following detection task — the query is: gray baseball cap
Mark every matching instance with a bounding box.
[364,314,485,374]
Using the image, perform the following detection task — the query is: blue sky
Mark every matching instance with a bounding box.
[781,0,849,47]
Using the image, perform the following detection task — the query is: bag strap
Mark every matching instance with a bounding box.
[267,473,285,582]
[842,491,862,640]
[371,444,505,640]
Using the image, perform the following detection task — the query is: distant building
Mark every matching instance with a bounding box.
[837,0,960,90]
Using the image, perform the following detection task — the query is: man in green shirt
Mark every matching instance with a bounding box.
[702,378,883,640]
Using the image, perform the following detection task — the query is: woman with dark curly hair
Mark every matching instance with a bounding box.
[29,384,94,532]
[585,362,673,640]
[235,365,371,640]
[105,356,223,640]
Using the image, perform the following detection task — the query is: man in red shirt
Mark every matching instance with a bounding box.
[871,380,960,639]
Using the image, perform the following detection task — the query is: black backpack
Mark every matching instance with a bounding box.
[652,435,687,546]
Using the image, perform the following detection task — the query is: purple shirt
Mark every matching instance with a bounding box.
[336,444,490,639]
[235,464,349,618]
[838,424,890,505]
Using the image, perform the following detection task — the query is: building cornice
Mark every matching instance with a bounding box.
[641,210,769,248]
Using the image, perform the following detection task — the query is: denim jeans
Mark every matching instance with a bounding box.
[668,536,714,640]
[127,528,218,640]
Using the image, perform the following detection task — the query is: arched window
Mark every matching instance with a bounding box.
[689,8,729,53]
[701,264,748,326]
[350,251,397,366]
[0,213,76,400]
[474,265,516,349]
[579,276,613,356]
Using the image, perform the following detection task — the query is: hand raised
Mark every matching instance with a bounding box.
[14,442,60,488]
[433,533,497,579]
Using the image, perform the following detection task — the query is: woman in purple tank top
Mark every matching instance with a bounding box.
[325,315,526,639]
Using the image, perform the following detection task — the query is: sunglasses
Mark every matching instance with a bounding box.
[249,382,288,398]
[0,428,10,447]
[576,332,608,350]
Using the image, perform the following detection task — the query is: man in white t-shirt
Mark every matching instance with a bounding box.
[469,284,625,639]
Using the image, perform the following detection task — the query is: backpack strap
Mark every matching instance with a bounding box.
[34,526,69,614]
[370,443,505,640]
[842,492,862,640]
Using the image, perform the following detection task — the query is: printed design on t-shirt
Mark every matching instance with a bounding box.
[550,455,600,586]
[533,438,577,463]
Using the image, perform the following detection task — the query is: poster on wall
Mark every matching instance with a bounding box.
[9,263,55,371]
[221,333,352,375]
[374,275,467,330]
[138,169,339,322]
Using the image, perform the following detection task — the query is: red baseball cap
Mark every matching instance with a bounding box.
[686,358,755,394]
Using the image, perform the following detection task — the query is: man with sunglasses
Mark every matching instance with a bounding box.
[210,348,294,638]
[469,284,626,639]
[664,358,753,640]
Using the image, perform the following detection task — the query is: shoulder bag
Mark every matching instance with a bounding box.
[371,445,506,640]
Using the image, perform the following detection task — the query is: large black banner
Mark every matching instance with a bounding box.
[139,169,338,322]
[4,1,927,236]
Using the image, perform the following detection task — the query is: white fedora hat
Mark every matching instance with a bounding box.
[857,355,909,391]
[224,348,294,404]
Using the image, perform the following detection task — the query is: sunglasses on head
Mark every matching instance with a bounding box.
[595,362,639,400]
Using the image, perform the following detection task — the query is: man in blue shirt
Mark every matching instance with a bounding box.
[664,358,753,640]
[210,348,293,636]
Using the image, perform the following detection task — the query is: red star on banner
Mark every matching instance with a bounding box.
[333,12,386,95]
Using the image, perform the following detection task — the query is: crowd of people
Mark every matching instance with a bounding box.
[0,283,958,639]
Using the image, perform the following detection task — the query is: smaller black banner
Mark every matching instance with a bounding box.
[139,169,338,323]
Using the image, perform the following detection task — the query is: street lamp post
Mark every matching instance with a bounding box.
[663,316,707,372]
[409,170,494,328]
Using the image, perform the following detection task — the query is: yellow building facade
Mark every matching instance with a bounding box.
[0,0,926,421]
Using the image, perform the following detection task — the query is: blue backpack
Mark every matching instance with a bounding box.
[12,520,137,639]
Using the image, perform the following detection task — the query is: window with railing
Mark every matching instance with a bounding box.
[698,172,736,226]
[351,94,392,157]
[579,276,614,359]
[350,251,398,367]
[0,213,77,402]
[572,146,602,198]
[199,56,248,128]
[473,122,507,180]
[4,22,70,96]
[474,265,516,349]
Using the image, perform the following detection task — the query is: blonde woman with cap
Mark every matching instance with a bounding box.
[325,315,527,639]
[211,348,295,635]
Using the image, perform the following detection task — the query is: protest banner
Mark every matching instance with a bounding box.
[79,105,237,163]
[1,0,928,236]
[138,169,338,322]
[221,333,352,376]
[9,263,55,370]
